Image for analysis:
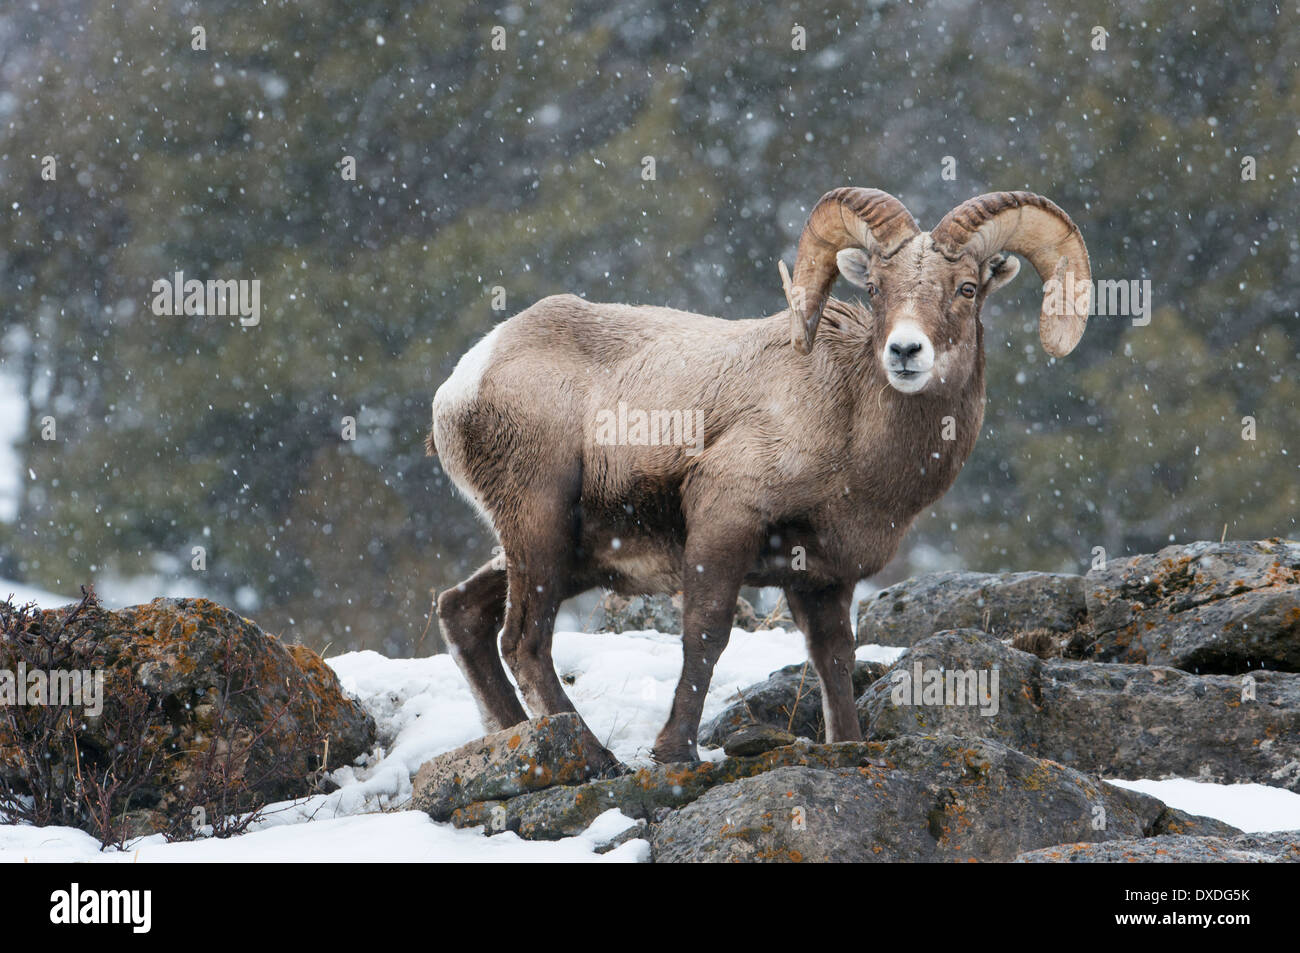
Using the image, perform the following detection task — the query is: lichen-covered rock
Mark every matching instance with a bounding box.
[448,733,1237,853]
[585,592,786,634]
[411,713,617,821]
[856,571,1086,647]
[1016,831,1300,863]
[649,734,1222,863]
[699,659,887,747]
[1076,539,1300,673]
[858,629,1300,791]
[0,596,376,821]
[450,740,894,839]
[1147,806,1243,839]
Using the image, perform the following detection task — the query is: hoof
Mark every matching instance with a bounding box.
[595,759,633,780]
[590,745,629,779]
[649,745,702,765]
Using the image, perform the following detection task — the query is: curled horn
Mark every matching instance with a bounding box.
[930,191,1092,358]
[780,187,920,354]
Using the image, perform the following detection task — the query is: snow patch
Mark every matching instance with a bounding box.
[1105,777,1300,834]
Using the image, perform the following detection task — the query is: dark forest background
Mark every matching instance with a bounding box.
[0,0,1295,655]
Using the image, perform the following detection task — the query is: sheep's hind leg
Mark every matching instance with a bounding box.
[785,583,862,743]
[437,560,528,733]
[498,497,620,772]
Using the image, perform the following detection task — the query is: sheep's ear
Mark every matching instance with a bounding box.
[835,248,873,289]
[981,253,1021,296]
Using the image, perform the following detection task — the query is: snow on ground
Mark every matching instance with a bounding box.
[0,576,71,607]
[262,630,903,820]
[0,572,209,612]
[1,626,867,862]
[0,807,649,863]
[0,626,1296,862]
[0,367,24,523]
[1105,777,1300,834]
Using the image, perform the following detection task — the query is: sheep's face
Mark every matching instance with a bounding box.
[837,235,1021,395]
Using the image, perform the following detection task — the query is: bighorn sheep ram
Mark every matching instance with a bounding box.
[428,188,1091,764]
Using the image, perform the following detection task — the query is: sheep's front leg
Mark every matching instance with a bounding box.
[785,582,862,743]
[652,527,758,763]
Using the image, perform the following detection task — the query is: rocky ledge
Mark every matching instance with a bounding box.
[414,538,1299,862]
[411,712,1243,862]
[857,539,1300,673]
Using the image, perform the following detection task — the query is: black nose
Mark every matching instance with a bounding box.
[889,341,923,361]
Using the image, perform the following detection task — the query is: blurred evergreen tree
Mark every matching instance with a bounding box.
[0,0,1294,652]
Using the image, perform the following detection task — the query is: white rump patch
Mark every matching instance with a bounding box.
[432,323,505,529]
[433,323,502,418]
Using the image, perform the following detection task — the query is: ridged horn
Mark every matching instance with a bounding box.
[781,187,920,354]
[930,191,1092,358]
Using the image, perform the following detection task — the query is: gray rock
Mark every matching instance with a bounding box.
[1077,539,1300,672]
[859,629,1300,791]
[856,571,1085,648]
[699,659,888,746]
[1016,830,1300,863]
[446,730,1237,855]
[649,734,1203,863]
[450,740,895,839]
[720,724,800,757]
[1148,807,1243,839]
[733,596,794,632]
[586,593,684,634]
[586,591,787,634]
[860,629,1041,752]
[411,713,616,821]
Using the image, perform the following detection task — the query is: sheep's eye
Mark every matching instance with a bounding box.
[958,282,978,299]
[865,282,879,298]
